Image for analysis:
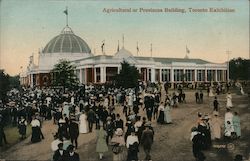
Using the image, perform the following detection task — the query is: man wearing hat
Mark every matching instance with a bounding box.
[105,116,114,145]
[69,117,79,149]
[141,122,154,160]
[66,145,80,161]
[53,143,67,161]
[190,126,205,161]
[198,115,211,150]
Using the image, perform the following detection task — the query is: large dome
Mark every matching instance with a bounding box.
[43,26,91,53]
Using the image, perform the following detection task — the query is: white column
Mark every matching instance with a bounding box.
[100,67,104,83]
[79,69,83,83]
[215,70,218,82]
[159,69,162,82]
[100,67,106,83]
[94,67,97,83]
[151,68,155,82]
[104,67,106,82]
[171,68,174,82]
[118,66,121,74]
[194,69,197,82]
[30,74,34,88]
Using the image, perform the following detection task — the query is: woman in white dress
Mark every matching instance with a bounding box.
[164,102,172,124]
[240,86,245,95]
[209,86,214,97]
[226,92,233,108]
[79,111,89,134]
[210,112,222,140]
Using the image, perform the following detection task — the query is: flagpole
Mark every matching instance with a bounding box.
[137,42,139,56]
[122,34,124,48]
[101,40,105,55]
[66,7,68,26]
[117,40,120,52]
[150,43,152,57]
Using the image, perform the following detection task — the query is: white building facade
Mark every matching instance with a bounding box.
[20,25,228,87]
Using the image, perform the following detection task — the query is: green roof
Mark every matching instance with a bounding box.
[43,26,91,54]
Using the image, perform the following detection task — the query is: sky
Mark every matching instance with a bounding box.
[0,0,249,76]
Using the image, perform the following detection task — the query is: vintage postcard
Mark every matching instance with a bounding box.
[0,0,249,161]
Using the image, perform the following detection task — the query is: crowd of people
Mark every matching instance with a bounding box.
[190,87,243,161]
[0,81,247,161]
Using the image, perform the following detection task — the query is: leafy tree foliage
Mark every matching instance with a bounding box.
[9,75,20,89]
[0,70,10,102]
[115,61,140,89]
[51,59,79,89]
[229,57,250,80]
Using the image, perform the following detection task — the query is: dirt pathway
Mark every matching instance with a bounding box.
[1,91,249,161]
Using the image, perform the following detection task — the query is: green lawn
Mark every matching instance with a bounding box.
[0,125,32,151]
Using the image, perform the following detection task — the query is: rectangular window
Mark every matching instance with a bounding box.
[207,70,216,81]
[217,70,222,82]
[197,70,205,81]
[185,69,194,82]
[162,69,171,82]
[174,69,183,82]
[96,68,100,82]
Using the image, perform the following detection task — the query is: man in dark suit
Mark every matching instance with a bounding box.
[69,118,79,149]
[141,123,154,160]
[66,145,80,161]
[87,107,96,132]
[114,114,124,130]
[53,143,67,161]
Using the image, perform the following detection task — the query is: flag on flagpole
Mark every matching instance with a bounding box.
[101,40,105,53]
[117,40,120,52]
[63,8,68,15]
[186,46,190,54]
[137,42,139,53]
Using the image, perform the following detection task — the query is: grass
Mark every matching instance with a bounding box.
[0,125,32,151]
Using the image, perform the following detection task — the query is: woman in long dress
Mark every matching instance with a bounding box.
[31,116,42,143]
[164,102,172,124]
[79,111,89,134]
[96,125,108,160]
[240,86,245,95]
[111,128,126,161]
[226,93,233,108]
[232,112,241,138]
[157,102,165,124]
[209,86,214,97]
[210,112,222,140]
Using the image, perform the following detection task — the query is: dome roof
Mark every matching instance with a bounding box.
[114,47,134,59]
[114,47,137,64]
[43,26,91,54]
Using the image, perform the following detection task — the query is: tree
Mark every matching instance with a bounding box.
[0,70,10,102]
[51,59,79,89]
[115,61,140,89]
[229,58,250,81]
[9,75,20,89]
